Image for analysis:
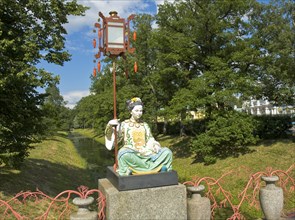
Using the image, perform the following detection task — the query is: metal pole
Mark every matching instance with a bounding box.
[112,60,118,170]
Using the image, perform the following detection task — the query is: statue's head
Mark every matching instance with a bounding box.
[126,97,143,111]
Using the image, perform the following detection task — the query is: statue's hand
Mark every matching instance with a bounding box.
[152,141,162,153]
[108,119,120,126]
[147,139,162,153]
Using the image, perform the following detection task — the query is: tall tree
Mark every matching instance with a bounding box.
[0,0,87,167]
[155,0,259,117]
[154,0,294,162]
[248,0,295,105]
[42,84,72,132]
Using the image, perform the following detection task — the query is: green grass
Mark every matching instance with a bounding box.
[0,129,294,219]
[0,132,93,197]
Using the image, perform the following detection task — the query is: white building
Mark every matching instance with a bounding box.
[240,100,294,116]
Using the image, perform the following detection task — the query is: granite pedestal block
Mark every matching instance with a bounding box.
[106,166,179,191]
[98,178,187,220]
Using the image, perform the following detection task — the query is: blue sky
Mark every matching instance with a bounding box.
[39,0,166,108]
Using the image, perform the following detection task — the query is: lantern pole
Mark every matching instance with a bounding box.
[112,60,118,170]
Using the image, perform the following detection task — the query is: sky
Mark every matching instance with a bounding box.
[39,0,169,108]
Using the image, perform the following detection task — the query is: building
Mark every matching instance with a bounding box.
[240,100,294,116]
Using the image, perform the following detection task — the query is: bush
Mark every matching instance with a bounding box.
[191,111,258,164]
[253,115,292,139]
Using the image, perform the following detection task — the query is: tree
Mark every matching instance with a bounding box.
[154,0,294,162]
[0,0,87,167]
[73,0,294,163]
[42,84,73,132]
[247,0,295,105]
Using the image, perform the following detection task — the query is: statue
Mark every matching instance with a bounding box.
[105,97,173,176]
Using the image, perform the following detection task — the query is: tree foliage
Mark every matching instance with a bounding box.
[0,0,87,167]
[75,0,294,163]
[42,84,73,132]
[153,0,294,162]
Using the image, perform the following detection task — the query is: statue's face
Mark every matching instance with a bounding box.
[131,105,143,120]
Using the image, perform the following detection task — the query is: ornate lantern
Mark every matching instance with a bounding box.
[94,11,135,59]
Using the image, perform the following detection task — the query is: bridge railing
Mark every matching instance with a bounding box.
[1,165,294,219]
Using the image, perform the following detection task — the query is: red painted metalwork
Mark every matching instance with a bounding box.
[183,164,295,220]
[0,165,294,219]
[0,186,106,219]
[112,61,118,169]
[92,39,96,48]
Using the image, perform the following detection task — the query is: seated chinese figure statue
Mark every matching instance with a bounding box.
[105,97,173,176]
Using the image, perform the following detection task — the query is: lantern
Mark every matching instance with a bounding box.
[92,39,96,48]
[134,62,138,73]
[93,68,97,77]
[99,11,126,57]
[97,61,101,72]
[92,11,137,170]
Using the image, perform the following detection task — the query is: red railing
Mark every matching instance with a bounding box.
[0,186,105,219]
[184,164,295,220]
[0,165,294,219]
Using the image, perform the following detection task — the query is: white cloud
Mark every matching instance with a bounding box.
[62,90,90,108]
[65,0,147,34]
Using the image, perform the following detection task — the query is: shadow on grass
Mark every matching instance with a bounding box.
[0,158,96,198]
[168,137,192,158]
[213,206,260,220]
[256,138,295,147]
[43,131,71,144]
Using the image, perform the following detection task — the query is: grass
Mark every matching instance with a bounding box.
[0,129,294,219]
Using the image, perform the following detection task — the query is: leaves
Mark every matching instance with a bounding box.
[0,0,87,167]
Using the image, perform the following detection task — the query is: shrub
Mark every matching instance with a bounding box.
[253,115,292,139]
[191,111,258,164]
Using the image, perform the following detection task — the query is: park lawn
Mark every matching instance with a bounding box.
[0,129,294,219]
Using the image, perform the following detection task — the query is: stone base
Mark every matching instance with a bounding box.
[106,166,179,191]
[98,178,187,220]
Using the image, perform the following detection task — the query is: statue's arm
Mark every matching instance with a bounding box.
[144,122,162,153]
[104,119,122,150]
[145,122,156,142]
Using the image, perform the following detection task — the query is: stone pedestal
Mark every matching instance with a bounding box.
[98,178,187,220]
